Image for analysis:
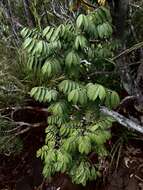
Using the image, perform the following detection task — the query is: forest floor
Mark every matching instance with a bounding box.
[0,126,143,190]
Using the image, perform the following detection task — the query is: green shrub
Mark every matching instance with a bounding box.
[21,6,120,186]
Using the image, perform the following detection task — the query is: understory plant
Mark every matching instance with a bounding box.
[21,6,120,186]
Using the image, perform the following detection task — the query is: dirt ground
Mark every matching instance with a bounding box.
[0,127,143,190]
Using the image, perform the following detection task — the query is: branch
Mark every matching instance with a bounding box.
[0,106,48,113]
[51,0,67,21]
[112,41,143,61]
[59,2,73,20]
[89,71,117,77]
[0,121,47,136]
[130,3,143,10]
[100,106,143,134]
[81,0,96,9]
[117,95,136,109]
[0,86,23,93]
[7,106,48,120]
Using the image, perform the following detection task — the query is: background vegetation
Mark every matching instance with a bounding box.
[0,0,143,188]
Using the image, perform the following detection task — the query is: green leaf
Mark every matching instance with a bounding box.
[98,85,106,100]
[30,87,58,103]
[78,136,91,154]
[48,101,68,115]
[68,89,79,104]
[75,35,88,50]
[55,151,72,172]
[68,88,87,105]
[45,27,55,41]
[100,6,112,22]
[89,133,106,145]
[59,80,80,94]
[90,166,97,180]
[42,58,61,77]
[105,90,120,108]
[110,91,120,108]
[37,148,42,158]
[62,136,77,152]
[76,14,89,30]
[97,22,112,38]
[23,37,33,49]
[65,51,80,68]
[87,83,106,101]
[43,26,51,37]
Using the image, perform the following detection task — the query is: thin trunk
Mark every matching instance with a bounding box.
[6,0,19,46]
[22,0,35,27]
[112,0,129,40]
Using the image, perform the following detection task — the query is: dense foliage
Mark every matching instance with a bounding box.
[21,6,120,185]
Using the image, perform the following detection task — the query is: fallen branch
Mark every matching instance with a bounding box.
[100,106,143,134]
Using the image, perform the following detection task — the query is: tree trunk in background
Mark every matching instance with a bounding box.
[22,0,36,27]
[111,0,133,96]
[111,0,129,40]
[6,0,19,46]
